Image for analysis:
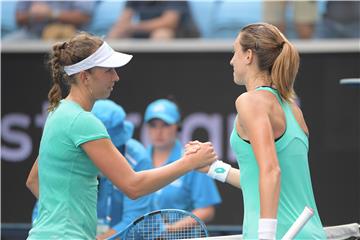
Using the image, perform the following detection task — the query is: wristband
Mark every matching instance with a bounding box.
[207,160,231,182]
[258,218,277,240]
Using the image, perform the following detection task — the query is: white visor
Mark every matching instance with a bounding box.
[64,42,132,76]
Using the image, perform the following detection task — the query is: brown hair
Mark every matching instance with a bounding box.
[239,23,300,102]
[47,32,103,112]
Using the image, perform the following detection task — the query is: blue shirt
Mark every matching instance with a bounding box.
[97,139,152,232]
[147,140,221,211]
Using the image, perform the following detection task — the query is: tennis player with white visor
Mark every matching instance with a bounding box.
[63,41,132,76]
[26,32,217,240]
[186,22,326,240]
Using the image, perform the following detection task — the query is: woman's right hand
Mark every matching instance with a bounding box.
[184,141,212,173]
[183,141,217,170]
[184,140,201,155]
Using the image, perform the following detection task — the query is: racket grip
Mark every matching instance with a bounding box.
[281,206,314,240]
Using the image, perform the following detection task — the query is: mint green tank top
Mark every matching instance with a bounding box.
[230,87,326,239]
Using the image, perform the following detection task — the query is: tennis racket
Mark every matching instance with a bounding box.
[281,206,314,240]
[107,209,209,240]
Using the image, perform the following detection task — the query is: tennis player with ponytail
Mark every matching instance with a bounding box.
[25,32,217,240]
[189,23,326,239]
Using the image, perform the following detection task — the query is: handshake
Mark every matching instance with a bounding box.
[183,141,231,182]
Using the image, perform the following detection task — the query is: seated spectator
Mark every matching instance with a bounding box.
[263,1,318,39]
[4,1,95,41]
[91,100,153,240]
[107,1,199,40]
[317,1,360,38]
[143,99,221,226]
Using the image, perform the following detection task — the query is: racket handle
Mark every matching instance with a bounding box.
[281,206,314,240]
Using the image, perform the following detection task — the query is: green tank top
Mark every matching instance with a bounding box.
[230,87,326,239]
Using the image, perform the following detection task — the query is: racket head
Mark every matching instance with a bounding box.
[110,209,209,240]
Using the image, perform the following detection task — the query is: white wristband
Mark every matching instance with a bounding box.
[258,218,277,240]
[207,160,231,182]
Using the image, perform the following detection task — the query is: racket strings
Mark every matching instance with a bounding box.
[125,211,207,239]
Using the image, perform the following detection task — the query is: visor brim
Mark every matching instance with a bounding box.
[97,51,133,68]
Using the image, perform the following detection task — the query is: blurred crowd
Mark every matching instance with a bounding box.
[1,0,359,41]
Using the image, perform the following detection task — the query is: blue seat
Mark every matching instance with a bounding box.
[87,0,126,37]
[189,0,262,39]
[210,1,262,38]
[188,1,215,38]
[1,0,18,38]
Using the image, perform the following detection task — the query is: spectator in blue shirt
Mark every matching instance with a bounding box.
[144,99,221,225]
[92,99,152,239]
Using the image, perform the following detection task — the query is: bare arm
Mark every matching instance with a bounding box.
[165,206,215,232]
[290,102,309,135]
[54,10,92,26]
[16,2,91,27]
[224,168,241,188]
[186,143,241,189]
[82,139,216,199]
[96,229,116,240]
[132,10,180,33]
[192,206,215,222]
[26,157,39,199]
[107,8,134,38]
[236,93,281,219]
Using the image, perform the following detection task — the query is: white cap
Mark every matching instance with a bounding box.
[64,42,132,76]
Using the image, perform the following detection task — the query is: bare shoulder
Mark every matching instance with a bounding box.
[235,92,270,124]
[289,102,306,120]
[289,102,309,134]
[235,91,270,112]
